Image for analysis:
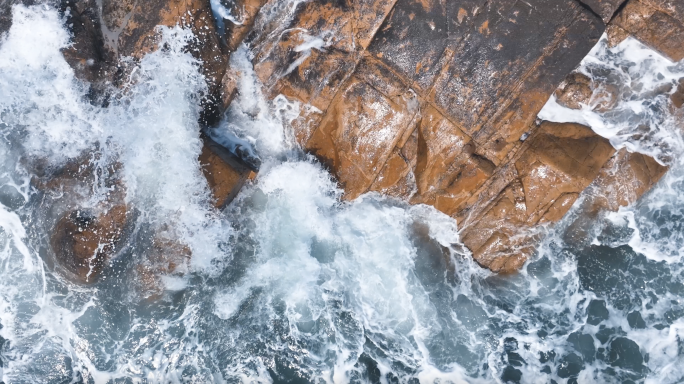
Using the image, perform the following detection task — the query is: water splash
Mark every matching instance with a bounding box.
[0,4,684,384]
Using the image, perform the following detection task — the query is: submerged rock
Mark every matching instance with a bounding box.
[50,205,127,284]
[32,156,130,284]
[555,73,594,110]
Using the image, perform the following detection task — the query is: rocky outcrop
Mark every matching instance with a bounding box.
[247,0,605,200]
[554,71,620,112]
[41,0,675,276]
[588,149,668,213]
[609,0,684,62]
[234,0,609,270]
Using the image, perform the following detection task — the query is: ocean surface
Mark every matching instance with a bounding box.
[0,4,683,383]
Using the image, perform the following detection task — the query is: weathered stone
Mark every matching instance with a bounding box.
[458,122,616,272]
[221,0,269,52]
[578,0,628,23]
[133,236,191,299]
[554,72,620,112]
[586,148,668,213]
[306,57,419,199]
[612,0,684,62]
[199,135,257,208]
[555,72,594,110]
[60,0,116,84]
[427,0,604,164]
[239,0,608,273]
[101,0,136,32]
[564,148,668,247]
[606,24,630,47]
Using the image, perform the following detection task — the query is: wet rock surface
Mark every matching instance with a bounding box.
[611,0,684,62]
[30,156,130,284]
[46,0,674,277]
[239,0,611,271]
[199,135,257,209]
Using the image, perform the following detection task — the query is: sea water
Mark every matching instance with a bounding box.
[0,4,683,383]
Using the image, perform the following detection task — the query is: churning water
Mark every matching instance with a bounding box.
[1,4,684,383]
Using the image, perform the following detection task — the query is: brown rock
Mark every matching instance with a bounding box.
[38,156,130,284]
[222,0,269,52]
[672,78,684,109]
[555,72,594,110]
[564,148,668,246]
[51,204,127,284]
[587,148,668,213]
[606,24,630,47]
[612,0,684,62]
[199,135,257,208]
[306,57,419,200]
[458,122,616,272]
[132,236,192,299]
[554,72,620,112]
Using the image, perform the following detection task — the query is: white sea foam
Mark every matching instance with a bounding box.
[1,3,684,384]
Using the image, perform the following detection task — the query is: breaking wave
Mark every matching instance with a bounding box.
[0,4,683,383]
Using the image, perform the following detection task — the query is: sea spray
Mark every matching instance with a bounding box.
[0,4,683,383]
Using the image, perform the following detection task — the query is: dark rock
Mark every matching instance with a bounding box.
[587,299,610,325]
[578,0,629,23]
[627,311,647,329]
[199,134,256,209]
[557,352,584,378]
[568,331,596,362]
[608,337,646,373]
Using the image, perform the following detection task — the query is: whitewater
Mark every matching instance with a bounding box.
[0,4,683,383]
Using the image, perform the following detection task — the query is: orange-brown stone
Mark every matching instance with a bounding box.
[612,0,684,62]
[458,122,616,272]
[36,156,130,284]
